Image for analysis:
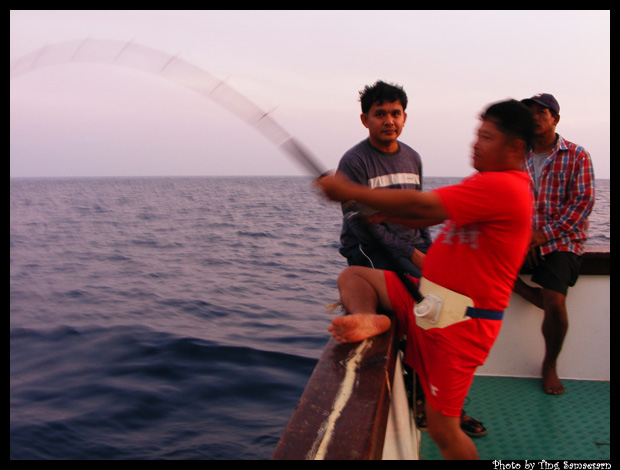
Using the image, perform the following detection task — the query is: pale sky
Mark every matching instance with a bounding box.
[10,10,610,178]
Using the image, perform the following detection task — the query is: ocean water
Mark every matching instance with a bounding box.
[10,176,609,460]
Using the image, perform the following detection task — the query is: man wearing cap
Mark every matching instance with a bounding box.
[515,93,595,395]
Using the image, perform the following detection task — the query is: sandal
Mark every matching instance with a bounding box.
[412,373,427,431]
[461,409,488,437]
[414,395,427,430]
[403,361,427,431]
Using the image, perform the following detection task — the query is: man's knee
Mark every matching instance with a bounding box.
[541,289,567,316]
[338,265,375,287]
[426,412,461,450]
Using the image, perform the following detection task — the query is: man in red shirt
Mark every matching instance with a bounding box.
[315,99,534,459]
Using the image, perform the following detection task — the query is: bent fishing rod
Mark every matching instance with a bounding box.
[11,37,427,306]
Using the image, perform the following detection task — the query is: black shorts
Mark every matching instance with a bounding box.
[344,244,425,278]
[531,251,583,296]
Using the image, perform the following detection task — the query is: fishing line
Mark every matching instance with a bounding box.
[10,37,425,304]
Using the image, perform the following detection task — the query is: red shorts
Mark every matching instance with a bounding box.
[384,271,502,417]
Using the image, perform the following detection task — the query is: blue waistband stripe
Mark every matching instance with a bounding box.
[466,307,504,321]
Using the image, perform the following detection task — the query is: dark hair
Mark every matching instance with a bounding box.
[481,99,535,151]
[359,80,408,114]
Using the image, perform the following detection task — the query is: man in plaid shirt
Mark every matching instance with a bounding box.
[515,93,595,395]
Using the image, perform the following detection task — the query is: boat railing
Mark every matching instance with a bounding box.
[271,313,400,460]
[520,245,610,275]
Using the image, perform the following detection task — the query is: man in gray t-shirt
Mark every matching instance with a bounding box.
[335,80,487,438]
[337,80,431,278]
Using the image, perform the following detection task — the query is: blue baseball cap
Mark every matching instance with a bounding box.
[521,93,560,114]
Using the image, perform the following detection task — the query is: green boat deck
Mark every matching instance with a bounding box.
[420,376,610,460]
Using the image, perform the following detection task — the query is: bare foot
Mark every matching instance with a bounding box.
[542,363,565,395]
[328,313,391,343]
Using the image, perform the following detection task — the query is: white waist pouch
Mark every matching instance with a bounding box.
[414,277,474,330]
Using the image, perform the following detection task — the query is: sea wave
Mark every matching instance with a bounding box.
[10,323,317,459]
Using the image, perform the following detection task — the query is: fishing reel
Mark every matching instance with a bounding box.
[413,294,443,324]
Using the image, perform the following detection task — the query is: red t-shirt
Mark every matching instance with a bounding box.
[424,170,532,311]
[385,171,533,416]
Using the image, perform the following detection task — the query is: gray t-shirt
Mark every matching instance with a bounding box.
[337,138,432,261]
[532,151,551,192]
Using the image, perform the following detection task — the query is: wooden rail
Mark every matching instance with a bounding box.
[272,314,399,460]
[520,245,610,275]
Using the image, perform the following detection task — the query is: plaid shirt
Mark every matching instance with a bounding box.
[523,134,595,257]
